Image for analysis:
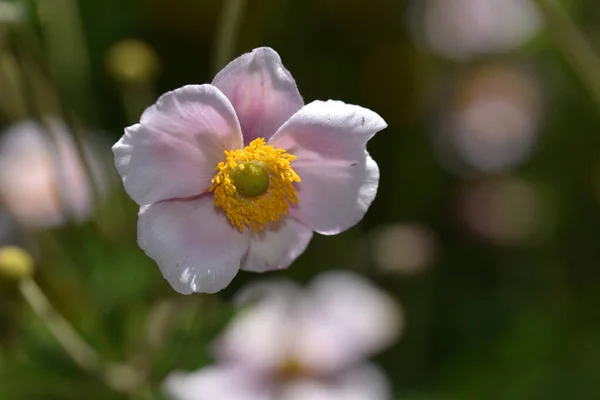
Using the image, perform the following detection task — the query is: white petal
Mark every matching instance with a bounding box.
[269,100,386,235]
[292,271,402,373]
[212,47,304,144]
[113,85,243,205]
[137,195,248,294]
[163,366,269,400]
[280,364,391,400]
[241,218,313,273]
[214,281,300,372]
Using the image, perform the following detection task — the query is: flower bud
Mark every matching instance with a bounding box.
[105,39,160,84]
[0,246,34,279]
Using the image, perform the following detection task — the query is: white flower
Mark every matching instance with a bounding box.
[113,47,387,294]
[164,271,402,400]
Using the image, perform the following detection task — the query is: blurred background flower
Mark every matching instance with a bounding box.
[165,271,402,400]
[0,119,108,228]
[457,176,551,246]
[409,0,542,61]
[369,222,438,276]
[431,63,544,176]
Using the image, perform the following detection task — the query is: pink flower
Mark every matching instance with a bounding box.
[163,271,402,400]
[411,0,541,61]
[113,47,387,294]
[0,119,105,228]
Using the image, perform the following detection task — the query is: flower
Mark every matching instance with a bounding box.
[432,64,542,176]
[409,0,541,61]
[0,119,106,228]
[113,47,387,294]
[163,270,402,400]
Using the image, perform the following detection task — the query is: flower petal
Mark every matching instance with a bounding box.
[280,364,391,400]
[241,218,313,273]
[269,100,386,235]
[163,366,268,400]
[137,195,248,294]
[113,85,243,205]
[292,271,402,373]
[214,281,300,372]
[212,47,304,144]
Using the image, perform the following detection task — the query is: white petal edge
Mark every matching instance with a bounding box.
[137,195,248,294]
[163,366,268,400]
[213,283,297,372]
[292,270,402,374]
[269,100,386,235]
[212,47,304,144]
[241,218,313,273]
[113,84,243,205]
[294,152,380,235]
[280,364,392,400]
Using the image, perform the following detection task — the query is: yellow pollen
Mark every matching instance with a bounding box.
[209,138,301,232]
[277,358,309,380]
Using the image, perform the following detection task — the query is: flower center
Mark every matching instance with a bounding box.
[209,138,301,232]
[277,358,307,379]
[229,162,269,198]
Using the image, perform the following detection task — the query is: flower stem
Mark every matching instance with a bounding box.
[533,0,600,110]
[212,0,246,75]
[18,278,144,395]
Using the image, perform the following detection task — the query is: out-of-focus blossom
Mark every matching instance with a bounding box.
[113,47,387,294]
[164,271,402,400]
[433,64,543,176]
[410,0,541,61]
[0,119,106,228]
[105,39,161,84]
[458,177,547,245]
[371,223,437,275]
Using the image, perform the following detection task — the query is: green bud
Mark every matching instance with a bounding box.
[0,246,34,279]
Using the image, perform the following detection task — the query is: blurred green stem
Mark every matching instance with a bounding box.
[212,0,246,74]
[534,0,600,109]
[34,0,95,121]
[19,278,144,395]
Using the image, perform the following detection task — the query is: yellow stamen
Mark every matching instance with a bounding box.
[209,138,301,232]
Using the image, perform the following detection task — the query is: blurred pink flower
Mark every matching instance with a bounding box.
[113,47,386,294]
[458,177,547,245]
[0,119,105,227]
[433,64,543,176]
[164,271,402,400]
[411,0,541,60]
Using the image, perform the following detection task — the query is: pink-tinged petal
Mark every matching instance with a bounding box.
[241,218,313,273]
[212,47,304,144]
[137,195,248,294]
[292,271,402,373]
[113,85,243,205]
[0,119,102,227]
[214,281,300,372]
[163,366,269,400]
[269,100,386,235]
[280,364,391,400]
